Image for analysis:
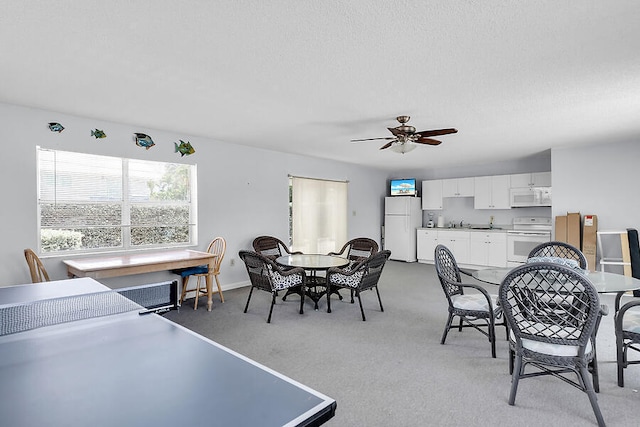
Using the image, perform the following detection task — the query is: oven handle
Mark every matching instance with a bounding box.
[507,231,551,237]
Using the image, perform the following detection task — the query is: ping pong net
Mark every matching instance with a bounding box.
[0,280,178,336]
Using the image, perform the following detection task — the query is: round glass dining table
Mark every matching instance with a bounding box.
[473,267,640,294]
[276,254,350,310]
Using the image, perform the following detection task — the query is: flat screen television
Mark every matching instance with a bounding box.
[390,178,417,196]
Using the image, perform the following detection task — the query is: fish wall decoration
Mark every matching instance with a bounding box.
[134,133,155,150]
[175,140,195,156]
[91,129,107,139]
[48,122,65,133]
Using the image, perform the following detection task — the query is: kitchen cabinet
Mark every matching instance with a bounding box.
[416,229,439,262]
[510,172,551,188]
[468,232,507,267]
[474,175,511,209]
[437,230,470,264]
[421,180,443,210]
[442,177,474,198]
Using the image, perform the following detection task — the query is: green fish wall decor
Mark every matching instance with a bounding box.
[134,133,155,150]
[174,140,195,156]
[91,129,106,139]
[48,122,64,133]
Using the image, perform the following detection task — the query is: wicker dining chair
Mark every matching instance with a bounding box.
[434,244,505,358]
[252,235,302,261]
[328,238,379,262]
[326,250,391,321]
[499,262,605,427]
[239,250,306,323]
[528,241,588,269]
[24,248,50,283]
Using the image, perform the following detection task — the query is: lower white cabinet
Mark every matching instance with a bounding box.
[436,230,470,265]
[468,232,508,267]
[418,229,508,268]
[416,229,439,262]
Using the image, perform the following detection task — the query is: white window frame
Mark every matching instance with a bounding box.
[36,147,198,255]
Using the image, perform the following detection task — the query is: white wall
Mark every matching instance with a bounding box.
[552,139,640,269]
[0,103,386,287]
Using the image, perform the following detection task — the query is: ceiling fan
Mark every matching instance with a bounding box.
[350,116,457,153]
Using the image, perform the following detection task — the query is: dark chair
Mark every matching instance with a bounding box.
[327,238,379,301]
[239,250,306,323]
[326,250,390,321]
[24,249,50,283]
[528,241,588,269]
[615,228,640,387]
[499,262,605,427]
[434,244,504,358]
[328,238,379,262]
[252,235,302,261]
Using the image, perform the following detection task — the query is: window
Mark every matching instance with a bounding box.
[37,147,197,254]
[290,176,347,254]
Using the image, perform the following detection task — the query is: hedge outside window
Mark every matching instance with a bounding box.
[37,147,197,254]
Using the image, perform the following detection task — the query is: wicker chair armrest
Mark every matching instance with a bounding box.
[327,264,362,277]
[456,281,496,309]
[615,299,640,331]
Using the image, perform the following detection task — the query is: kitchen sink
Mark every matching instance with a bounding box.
[469,226,502,230]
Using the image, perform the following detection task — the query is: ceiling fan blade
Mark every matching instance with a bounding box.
[415,128,458,138]
[379,141,396,150]
[415,138,442,146]
[350,137,396,143]
[387,127,403,137]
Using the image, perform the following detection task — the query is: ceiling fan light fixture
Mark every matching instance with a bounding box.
[390,142,416,154]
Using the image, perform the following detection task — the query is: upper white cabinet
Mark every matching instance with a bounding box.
[421,180,443,210]
[442,177,474,198]
[474,175,511,209]
[510,172,551,188]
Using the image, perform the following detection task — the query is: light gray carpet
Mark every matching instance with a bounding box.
[165,261,640,426]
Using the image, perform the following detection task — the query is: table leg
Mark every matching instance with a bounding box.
[206,273,213,311]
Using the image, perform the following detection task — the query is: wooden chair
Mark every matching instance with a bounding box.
[175,237,226,309]
[24,249,50,283]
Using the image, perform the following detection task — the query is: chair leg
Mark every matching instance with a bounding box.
[356,290,366,321]
[509,348,515,375]
[267,292,276,323]
[243,286,255,313]
[489,317,496,358]
[180,275,191,305]
[327,284,332,313]
[214,274,224,303]
[508,355,523,406]
[193,276,202,310]
[298,286,305,315]
[617,335,625,387]
[374,286,384,312]
[441,313,454,345]
[580,366,606,427]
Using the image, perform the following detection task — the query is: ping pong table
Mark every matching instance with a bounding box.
[0,278,336,426]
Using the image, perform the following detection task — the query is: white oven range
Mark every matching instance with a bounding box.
[507,217,552,267]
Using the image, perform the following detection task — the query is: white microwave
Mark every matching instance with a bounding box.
[510,187,552,207]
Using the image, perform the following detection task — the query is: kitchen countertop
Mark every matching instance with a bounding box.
[417,225,513,232]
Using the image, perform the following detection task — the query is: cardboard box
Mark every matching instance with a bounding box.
[555,215,567,242]
[567,212,581,249]
[582,215,597,271]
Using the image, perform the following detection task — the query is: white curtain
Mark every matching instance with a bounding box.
[291,176,347,254]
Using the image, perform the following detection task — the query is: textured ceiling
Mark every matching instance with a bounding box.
[1,1,639,172]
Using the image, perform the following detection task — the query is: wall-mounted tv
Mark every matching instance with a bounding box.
[390,178,417,196]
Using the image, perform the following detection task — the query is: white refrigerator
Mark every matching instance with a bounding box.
[384,197,422,262]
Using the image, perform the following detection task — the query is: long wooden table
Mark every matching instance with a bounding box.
[63,250,217,311]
